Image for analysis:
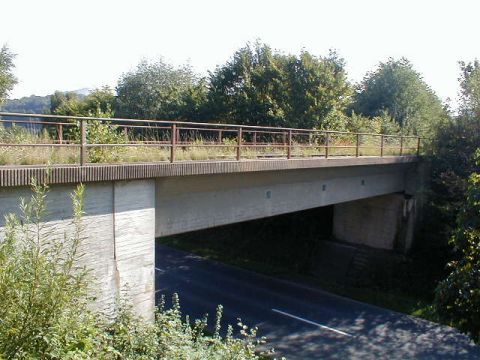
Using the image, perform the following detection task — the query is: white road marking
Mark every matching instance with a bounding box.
[155,267,164,272]
[271,308,353,337]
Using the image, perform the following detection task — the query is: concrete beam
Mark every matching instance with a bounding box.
[155,163,411,237]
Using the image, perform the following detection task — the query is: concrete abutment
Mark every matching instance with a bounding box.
[332,193,417,252]
[0,180,155,321]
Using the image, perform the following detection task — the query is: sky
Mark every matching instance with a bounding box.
[1,0,479,105]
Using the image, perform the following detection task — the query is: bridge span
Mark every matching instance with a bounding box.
[0,112,423,320]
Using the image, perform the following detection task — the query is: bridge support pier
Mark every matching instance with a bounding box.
[332,193,417,252]
[0,180,156,321]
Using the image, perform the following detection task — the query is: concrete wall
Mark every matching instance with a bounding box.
[0,180,155,320]
[155,163,411,237]
[332,193,416,251]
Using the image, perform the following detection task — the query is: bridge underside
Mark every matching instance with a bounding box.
[155,163,414,238]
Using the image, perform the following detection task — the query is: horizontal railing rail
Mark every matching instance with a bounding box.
[0,112,422,166]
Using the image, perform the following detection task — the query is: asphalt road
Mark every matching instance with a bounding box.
[155,243,480,359]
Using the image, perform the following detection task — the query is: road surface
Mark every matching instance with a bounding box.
[155,243,480,359]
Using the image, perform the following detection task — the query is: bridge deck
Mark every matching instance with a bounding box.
[0,156,418,187]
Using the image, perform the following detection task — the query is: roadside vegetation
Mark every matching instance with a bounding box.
[0,181,277,359]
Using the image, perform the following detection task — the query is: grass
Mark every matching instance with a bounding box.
[0,123,418,165]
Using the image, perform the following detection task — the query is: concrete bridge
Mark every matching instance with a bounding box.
[0,156,422,320]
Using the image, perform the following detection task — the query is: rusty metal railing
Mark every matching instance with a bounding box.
[0,112,421,166]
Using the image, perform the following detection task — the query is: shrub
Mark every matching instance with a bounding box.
[434,150,480,342]
[0,181,279,359]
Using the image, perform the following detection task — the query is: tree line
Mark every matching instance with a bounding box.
[1,42,447,137]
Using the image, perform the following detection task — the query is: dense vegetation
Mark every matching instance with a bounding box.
[0,182,275,359]
[1,41,480,345]
[0,45,16,104]
[2,41,445,138]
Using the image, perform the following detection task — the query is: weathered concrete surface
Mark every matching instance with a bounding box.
[332,193,416,251]
[155,163,412,237]
[113,180,155,320]
[0,180,155,320]
[0,156,418,187]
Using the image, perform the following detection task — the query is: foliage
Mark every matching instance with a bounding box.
[208,42,352,129]
[434,151,480,342]
[1,94,51,114]
[103,296,273,360]
[458,60,480,119]
[50,91,85,116]
[0,182,99,359]
[421,59,480,249]
[50,87,126,162]
[85,120,127,163]
[0,182,276,359]
[345,111,401,135]
[0,45,17,104]
[116,59,207,120]
[51,87,115,118]
[352,57,446,136]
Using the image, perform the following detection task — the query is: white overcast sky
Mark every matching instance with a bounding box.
[1,0,478,104]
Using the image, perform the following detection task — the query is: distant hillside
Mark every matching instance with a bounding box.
[1,95,51,114]
[1,89,91,115]
[71,88,91,96]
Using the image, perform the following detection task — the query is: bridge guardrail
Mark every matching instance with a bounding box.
[0,112,421,166]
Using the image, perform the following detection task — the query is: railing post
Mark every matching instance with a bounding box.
[170,124,176,163]
[417,137,421,156]
[218,130,222,144]
[355,133,360,157]
[124,127,129,142]
[253,131,257,146]
[380,135,384,157]
[80,119,87,166]
[236,127,242,161]
[399,136,404,156]
[287,130,292,159]
[58,124,63,144]
[325,132,330,158]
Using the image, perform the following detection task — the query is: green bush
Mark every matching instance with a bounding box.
[86,120,127,163]
[434,150,480,342]
[0,181,279,359]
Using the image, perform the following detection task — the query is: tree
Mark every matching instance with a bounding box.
[352,58,446,136]
[51,87,115,118]
[0,45,17,104]
[208,42,352,129]
[208,43,289,127]
[50,91,84,116]
[423,61,480,247]
[459,60,480,119]
[285,50,352,129]
[115,59,207,120]
[421,62,480,339]
[434,150,480,342]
